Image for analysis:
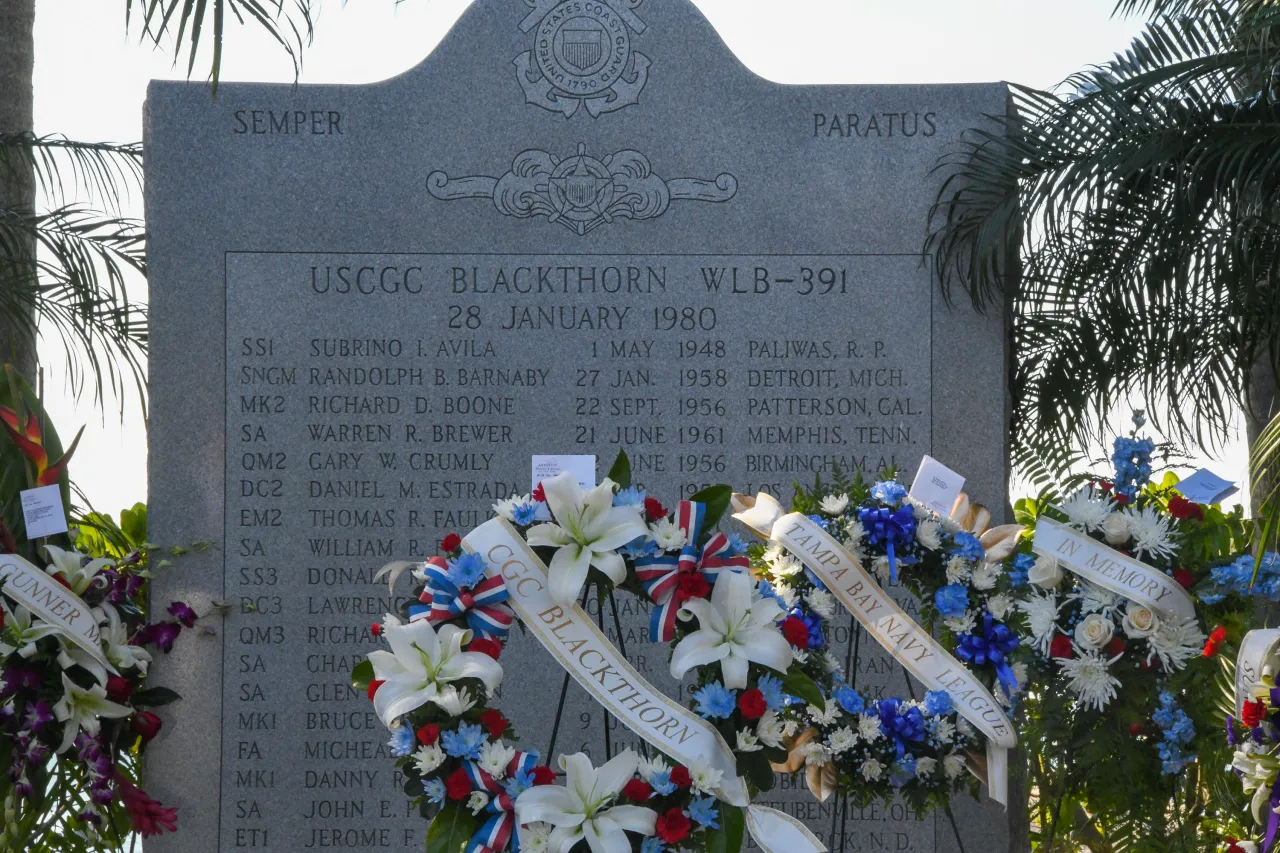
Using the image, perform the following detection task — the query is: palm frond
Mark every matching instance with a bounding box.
[126,0,316,91]
[0,207,147,411]
[0,133,141,214]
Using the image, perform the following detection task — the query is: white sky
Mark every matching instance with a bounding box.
[31,0,1250,514]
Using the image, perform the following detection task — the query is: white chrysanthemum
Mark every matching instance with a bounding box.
[827,726,858,755]
[844,518,865,544]
[689,757,724,794]
[945,556,972,585]
[944,610,976,634]
[650,518,687,551]
[414,743,445,775]
[808,701,840,726]
[797,741,830,767]
[736,728,763,752]
[757,712,787,749]
[1020,591,1062,655]
[916,519,943,550]
[861,758,883,781]
[915,757,938,778]
[479,740,516,779]
[641,755,670,780]
[792,648,810,664]
[762,542,786,564]
[971,562,1000,591]
[772,583,799,609]
[987,593,1014,620]
[871,557,892,582]
[942,753,967,780]
[468,791,490,815]
[858,713,883,742]
[908,499,933,521]
[518,823,552,853]
[1059,648,1122,711]
[1146,615,1205,672]
[492,495,522,522]
[1075,582,1122,616]
[1061,489,1111,532]
[820,494,850,515]
[956,717,977,738]
[931,718,955,743]
[770,554,804,578]
[805,589,837,620]
[1124,505,1178,560]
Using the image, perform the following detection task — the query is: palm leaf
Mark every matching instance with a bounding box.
[0,133,141,213]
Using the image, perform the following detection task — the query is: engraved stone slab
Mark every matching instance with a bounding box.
[144,2,1013,852]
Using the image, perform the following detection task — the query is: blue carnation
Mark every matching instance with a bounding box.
[620,535,660,559]
[512,501,540,526]
[790,608,825,649]
[722,534,749,558]
[923,690,953,716]
[693,682,737,719]
[934,584,969,618]
[614,486,646,508]
[448,552,489,588]
[806,514,831,531]
[950,532,985,562]
[871,481,908,505]
[834,685,865,715]
[388,724,415,757]
[441,721,487,760]
[641,838,666,853]
[504,768,535,798]
[648,768,678,796]
[686,797,720,828]
[757,674,788,711]
[423,778,446,803]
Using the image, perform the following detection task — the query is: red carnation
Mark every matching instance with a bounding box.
[368,679,384,700]
[131,711,163,744]
[1168,495,1205,521]
[1098,481,1114,494]
[106,675,135,704]
[416,724,440,746]
[1173,568,1196,589]
[655,808,691,844]
[531,766,558,786]
[1128,722,1144,736]
[675,572,710,602]
[1243,698,1267,728]
[1049,634,1073,660]
[469,638,503,660]
[370,621,382,637]
[533,482,546,503]
[780,616,810,649]
[644,497,669,522]
[1104,637,1126,658]
[445,767,473,801]
[622,778,652,801]
[738,689,767,720]
[1204,624,1227,657]
[442,533,462,552]
[1114,493,1131,506]
[480,708,510,738]
[669,765,692,789]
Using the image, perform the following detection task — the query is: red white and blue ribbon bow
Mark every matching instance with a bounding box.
[635,500,751,642]
[409,556,514,640]
[464,751,540,853]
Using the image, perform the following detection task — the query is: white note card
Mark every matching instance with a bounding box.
[1175,468,1238,505]
[531,455,597,520]
[909,455,965,517]
[20,485,69,539]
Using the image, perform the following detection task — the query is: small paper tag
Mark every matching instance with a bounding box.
[20,485,69,539]
[531,455,596,520]
[1175,468,1238,505]
[909,455,965,517]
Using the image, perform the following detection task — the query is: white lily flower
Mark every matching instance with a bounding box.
[52,672,132,753]
[101,605,151,676]
[366,620,503,727]
[0,600,62,658]
[525,473,649,605]
[515,750,657,853]
[670,570,792,689]
[42,545,113,597]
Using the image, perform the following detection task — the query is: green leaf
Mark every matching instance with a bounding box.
[426,802,477,853]
[690,484,733,532]
[607,450,631,490]
[738,751,776,793]
[351,659,373,690]
[781,668,825,710]
[130,686,181,707]
[707,804,746,853]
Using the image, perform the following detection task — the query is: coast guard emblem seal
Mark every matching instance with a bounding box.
[514,0,651,118]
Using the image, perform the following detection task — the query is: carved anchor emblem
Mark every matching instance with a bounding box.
[514,0,651,118]
[427,143,738,236]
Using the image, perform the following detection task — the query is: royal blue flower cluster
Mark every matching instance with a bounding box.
[1200,553,1280,603]
[1112,435,1155,500]
[1151,690,1196,775]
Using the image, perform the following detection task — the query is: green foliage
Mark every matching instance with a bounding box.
[706,804,746,853]
[607,449,631,489]
[425,802,477,853]
[689,484,733,532]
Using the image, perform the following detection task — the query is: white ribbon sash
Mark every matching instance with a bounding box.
[1236,629,1280,716]
[0,553,114,672]
[1032,517,1195,621]
[733,493,1016,805]
[463,518,825,853]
